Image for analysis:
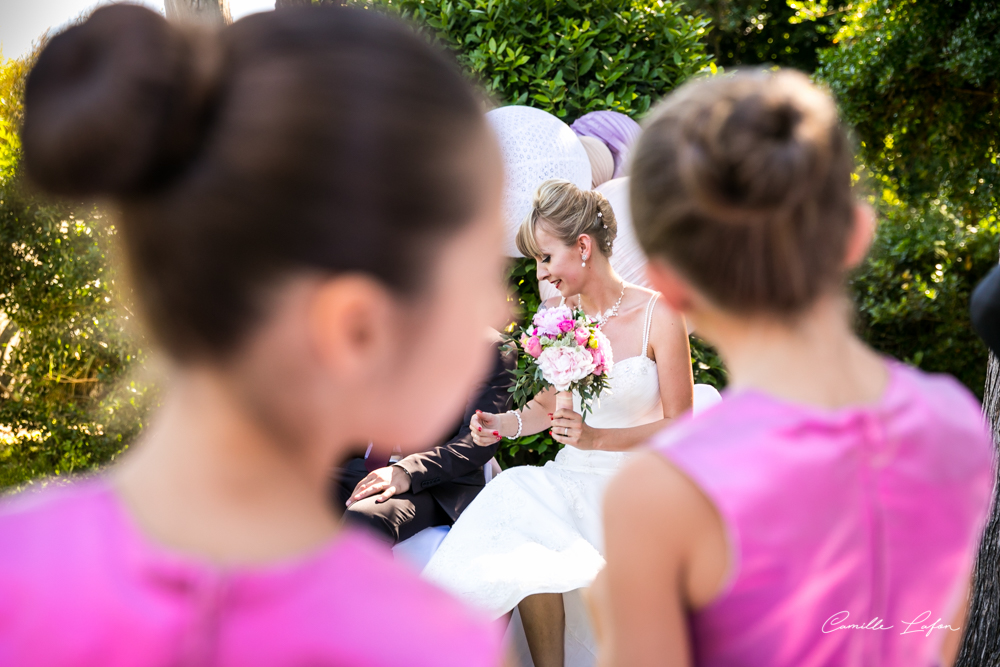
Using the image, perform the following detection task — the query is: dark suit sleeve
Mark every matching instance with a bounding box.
[394,340,517,493]
[972,265,1000,357]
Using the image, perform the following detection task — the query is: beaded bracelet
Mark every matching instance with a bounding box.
[505,410,523,440]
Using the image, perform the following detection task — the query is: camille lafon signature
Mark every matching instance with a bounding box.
[822,611,960,637]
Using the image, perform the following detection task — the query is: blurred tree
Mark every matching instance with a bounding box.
[0,53,156,490]
[816,2,1000,663]
[355,0,714,120]
[164,0,233,25]
[679,0,847,72]
[819,0,1000,222]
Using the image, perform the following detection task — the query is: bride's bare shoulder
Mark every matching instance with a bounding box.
[623,284,658,311]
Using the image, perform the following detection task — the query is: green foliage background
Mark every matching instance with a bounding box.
[0,56,156,489]
[357,0,714,119]
[679,0,846,71]
[820,0,1000,398]
[0,0,997,483]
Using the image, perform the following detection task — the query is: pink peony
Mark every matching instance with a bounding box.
[537,345,597,391]
[590,346,606,375]
[558,319,575,333]
[532,305,574,338]
[524,336,542,358]
[590,329,614,375]
[574,327,591,346]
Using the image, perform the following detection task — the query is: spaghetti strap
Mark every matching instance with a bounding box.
[641,292,659,359]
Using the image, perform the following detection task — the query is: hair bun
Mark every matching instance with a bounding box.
[759,101,800,142]
[23,4,219,197]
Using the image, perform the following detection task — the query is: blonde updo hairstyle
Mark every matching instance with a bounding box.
[516,179,618,259]
[630,69,856,316]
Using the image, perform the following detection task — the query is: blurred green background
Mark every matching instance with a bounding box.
[0,0,996,482]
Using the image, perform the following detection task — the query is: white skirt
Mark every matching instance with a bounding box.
[423,445,631,666]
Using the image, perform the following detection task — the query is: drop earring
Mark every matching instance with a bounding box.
[582,253,588,267]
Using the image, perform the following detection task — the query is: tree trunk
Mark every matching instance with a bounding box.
[957,352,1000,666]
[163,0,232,26]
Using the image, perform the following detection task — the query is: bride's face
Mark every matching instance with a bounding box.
[533,224,586,297]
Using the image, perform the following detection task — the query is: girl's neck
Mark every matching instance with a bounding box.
[574,260,625,318]
[113,367,340,565]
[698,294,888,409]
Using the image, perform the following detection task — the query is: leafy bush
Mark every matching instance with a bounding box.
[356,0,714,119]
[818,0,999,221]
[817,0,1000,398]
[0,56,156,490]
[678,0,847,72]
[851,196,998,399]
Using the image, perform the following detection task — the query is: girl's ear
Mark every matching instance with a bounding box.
[577,234,593,259]
[307,275,395,379]
[843,203,876,270]
[645,258,694,313]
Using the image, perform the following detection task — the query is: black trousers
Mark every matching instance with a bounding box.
[332,458,451,545]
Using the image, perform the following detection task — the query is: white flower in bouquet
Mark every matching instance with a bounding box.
[537,345,598,392]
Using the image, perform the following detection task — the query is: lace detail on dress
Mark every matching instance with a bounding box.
[574,355,661,430]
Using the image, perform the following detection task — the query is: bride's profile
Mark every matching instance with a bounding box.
[423,179,694,667]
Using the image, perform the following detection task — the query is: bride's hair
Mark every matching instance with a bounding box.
[515,179,618,259]
[22,4,486,362]
[630,68,855,315]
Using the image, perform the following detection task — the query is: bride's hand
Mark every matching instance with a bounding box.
[471,411,503,446]
[551,407,596,449]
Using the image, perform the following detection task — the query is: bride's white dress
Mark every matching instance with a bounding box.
[423,292,662,666]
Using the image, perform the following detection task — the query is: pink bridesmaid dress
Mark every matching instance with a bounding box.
[651,360,995,667]
[0,478,503,666]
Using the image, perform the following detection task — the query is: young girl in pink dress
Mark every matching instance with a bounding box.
[0,5,508,666]
[592,69,995,667]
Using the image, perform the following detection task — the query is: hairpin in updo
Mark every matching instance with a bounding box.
[598,210,608,230]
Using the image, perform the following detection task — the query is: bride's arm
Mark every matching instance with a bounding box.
[552,302,693,452]
[494,387,556,437]
[470,387,557,445]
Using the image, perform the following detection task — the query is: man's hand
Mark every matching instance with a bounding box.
[346,465,412,507]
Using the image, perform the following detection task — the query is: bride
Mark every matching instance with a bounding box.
[423,179,694,667]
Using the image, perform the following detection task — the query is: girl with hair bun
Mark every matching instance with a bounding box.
[592,69,994,667]
[425,178,694,667]
[0,4,508,666]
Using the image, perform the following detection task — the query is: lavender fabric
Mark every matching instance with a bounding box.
[650,360,995,667]
[570,111,642,178]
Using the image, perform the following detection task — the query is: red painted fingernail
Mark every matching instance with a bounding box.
[493,431,499,436]
[478,426,482,432]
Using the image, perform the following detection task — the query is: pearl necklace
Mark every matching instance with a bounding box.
[582,281,627,326]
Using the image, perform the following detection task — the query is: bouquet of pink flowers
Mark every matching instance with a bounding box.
[506,304,614,418]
